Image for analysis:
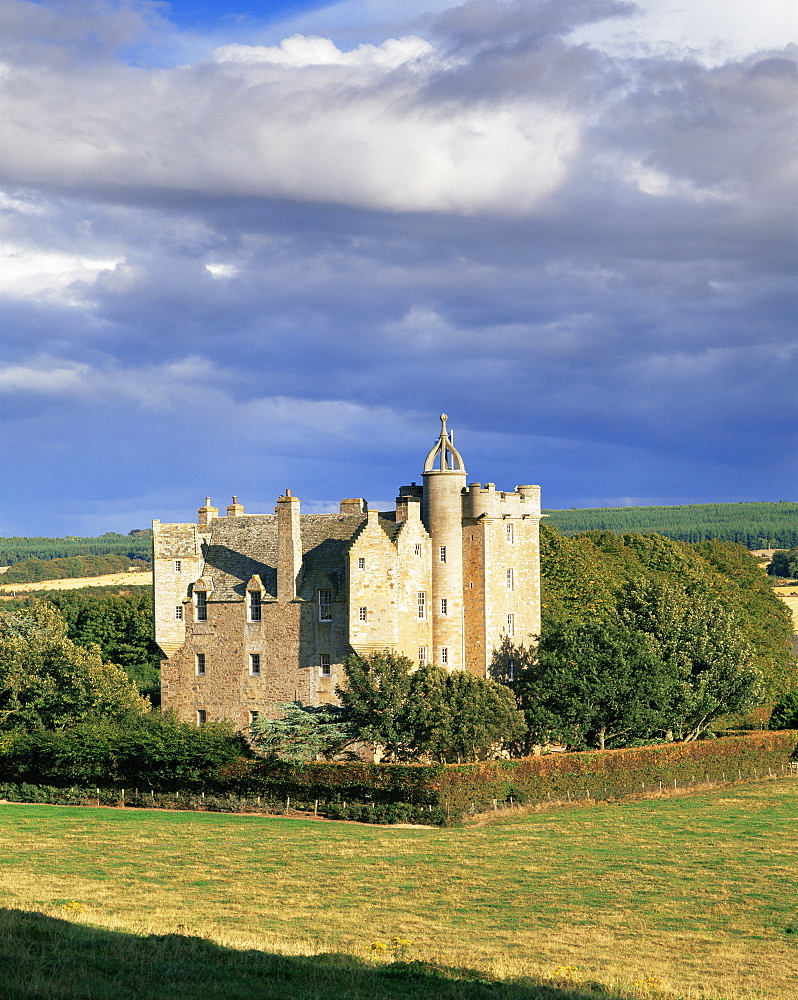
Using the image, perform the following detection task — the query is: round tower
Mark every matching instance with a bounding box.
[422,414,467,670]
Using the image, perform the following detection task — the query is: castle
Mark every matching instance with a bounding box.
[153,415,542,728]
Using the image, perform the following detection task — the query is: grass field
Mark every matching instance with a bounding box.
[1,779,796,999]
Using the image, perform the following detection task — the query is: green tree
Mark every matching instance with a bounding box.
[46,591,161,701]
[616,578,763,741]
[337,652,526,762]
[768,689,798,730]
[0,604,148,731]
[337,651,415,761]
[494,618,672,751]
[768,547,798,579]
[249,703,358,762]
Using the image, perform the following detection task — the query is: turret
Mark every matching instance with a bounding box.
[422,414,467,670]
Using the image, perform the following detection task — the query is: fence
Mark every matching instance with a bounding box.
[0,762,795,826]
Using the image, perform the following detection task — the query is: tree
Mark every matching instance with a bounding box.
[768,689,798,730]
[337,651,416,761]
[0,604,148,731]
[494,618,673,751]
[45,591,161,701]
[768,547,798,579]
[249,703,359,762]
[337,652,526,762]
[617,578,763,741]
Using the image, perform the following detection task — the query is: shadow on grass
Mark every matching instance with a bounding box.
[0,908,641,1000]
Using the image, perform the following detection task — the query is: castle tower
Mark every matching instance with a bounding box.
[422,414,467,670]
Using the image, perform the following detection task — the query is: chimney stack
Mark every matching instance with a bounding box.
[226,496,244,517]
[276,490,302,602]
[198,497,218,531]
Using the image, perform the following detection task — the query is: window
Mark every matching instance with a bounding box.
[250,711,259,725]
[507,613,515,636]
[174,560,182,573]
[175,605,183,621]
[357,557,365,570]
[440,598,448,616]
[508,659,515,682]
[248,590,262,622]
[358,606,367,622]
[249,653,261,676]
[197,709,206,727]
[439,546,446,562]
[195,653,205,676]
[506,523,514,544]
[441,647,448,665]
[506,568,514,590]
[319,654,331,676]
[318,589,333,621]
[196,591,207,622]
[414,544,421,556]
[417,591,426,619]
[419,646,427,666]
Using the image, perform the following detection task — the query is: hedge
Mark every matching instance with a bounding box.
[0,731,794,825]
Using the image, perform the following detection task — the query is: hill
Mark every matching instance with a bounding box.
[543,501,798,548]
[0,531,152,567]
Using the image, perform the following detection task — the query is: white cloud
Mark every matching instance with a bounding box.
[214,33,435,69]
[0,244,121,302]
[0,24,579,215]
[0,361,91,393]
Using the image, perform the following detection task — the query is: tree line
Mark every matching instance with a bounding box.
[0,530,152,567]
[0,554,149,585]
[544,501,798,548]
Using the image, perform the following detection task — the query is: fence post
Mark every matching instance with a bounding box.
[286,796,291,814]
[567,790,571,802]
[673,778,677,790]
[493,799,497,811]
[659,781,662,793]
[314,799,318,816]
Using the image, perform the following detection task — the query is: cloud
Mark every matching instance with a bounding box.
[0,1,795,533]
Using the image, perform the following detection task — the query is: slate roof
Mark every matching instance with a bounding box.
[199,512,397,600]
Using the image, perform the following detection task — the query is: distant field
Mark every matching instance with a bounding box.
[0,779,796,999]
[0,570,153,596]
[774,586,798,630]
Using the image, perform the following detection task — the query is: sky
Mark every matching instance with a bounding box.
[1,0,796,537]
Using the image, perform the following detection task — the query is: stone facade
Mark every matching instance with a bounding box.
[154,415,542,728]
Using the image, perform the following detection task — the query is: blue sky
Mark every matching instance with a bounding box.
[1,0,796,536]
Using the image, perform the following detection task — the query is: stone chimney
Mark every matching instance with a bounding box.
[226,496,244,517]
[339,498,367,515]
[276,490,302,602]
[197,498,218,531]
[395,482,423,522]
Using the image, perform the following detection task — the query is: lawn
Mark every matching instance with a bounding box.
[0,779,796,999]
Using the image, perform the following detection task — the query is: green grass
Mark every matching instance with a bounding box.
[0,780,796,999]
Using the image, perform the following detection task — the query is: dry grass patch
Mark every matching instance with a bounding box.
[0,779,796,999]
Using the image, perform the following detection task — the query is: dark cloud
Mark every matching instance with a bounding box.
[0,0,795,534]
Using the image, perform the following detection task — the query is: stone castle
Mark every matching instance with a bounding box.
[153,415,542,728]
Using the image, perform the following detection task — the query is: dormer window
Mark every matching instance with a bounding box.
[196,591,207,622]
[248,590,262,622]
[319,589,333,622]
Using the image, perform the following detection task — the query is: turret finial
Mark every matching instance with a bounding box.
[424,414,465,473]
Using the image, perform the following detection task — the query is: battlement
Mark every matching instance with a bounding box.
[464,483,541,519]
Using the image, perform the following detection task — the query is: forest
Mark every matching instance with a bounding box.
[544,500,798,547]
[0,530,152,567]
